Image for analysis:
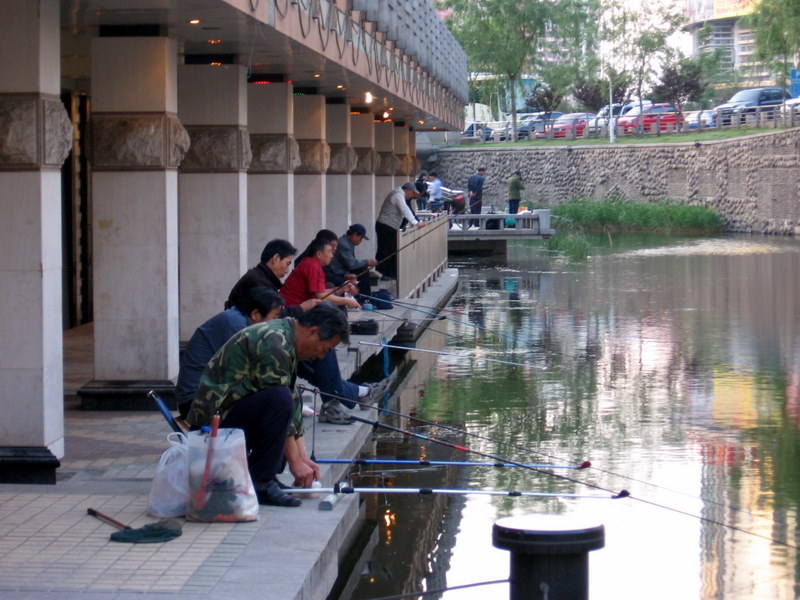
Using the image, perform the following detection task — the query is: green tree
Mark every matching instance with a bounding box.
[439,0,551,140]
[650,58,705,129]
[573,71,629,112]
[747,0,800,91]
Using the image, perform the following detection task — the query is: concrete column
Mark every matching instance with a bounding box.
[248,82,298,264]
[178,64,250,339]
[351,114,377,259]
[0,0,71,482]
[394,123,412,180]
[326,104,356,236]
[374,121,396,215]
[82,35,188,407]
[294,94,329,246]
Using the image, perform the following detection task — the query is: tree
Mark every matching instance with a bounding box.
[650,58,705,129]
[439,0,551,140]
[573,71,629,112]
[747,0,800,92]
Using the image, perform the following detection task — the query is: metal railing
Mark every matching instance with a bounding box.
[396,213,448,298]
[443,211,553,236]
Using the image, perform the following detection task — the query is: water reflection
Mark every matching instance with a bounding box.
[346,234,800,600]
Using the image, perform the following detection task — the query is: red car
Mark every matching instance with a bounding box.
[535,112,594,139]
[617,103,684,134]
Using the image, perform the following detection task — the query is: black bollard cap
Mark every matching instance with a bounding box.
[493,515,605,555]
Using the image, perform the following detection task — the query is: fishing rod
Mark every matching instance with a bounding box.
[284,482,626,500]
[297,384,581,470]
[357,340,532,368]
[360,293,537,349]
[316,458,591,471]
[345,413,626,497]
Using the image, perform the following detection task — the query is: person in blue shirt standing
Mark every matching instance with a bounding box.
[467,167,486,228]
[427,172,444,212]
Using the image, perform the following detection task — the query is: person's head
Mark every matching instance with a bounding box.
[477,167,486,174]
[309,237,334,266]
[401,181,420,199]
[236,286,284,323]
[260,239,297,279]
[428,171,438,180]
[417,171,427,180]
[514,170,522,177]
[294,303,349,360]
[346,224,369,245]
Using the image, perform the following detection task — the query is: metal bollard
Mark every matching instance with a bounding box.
[492,515,605,600]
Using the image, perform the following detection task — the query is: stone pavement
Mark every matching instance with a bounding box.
[0,270,458,599]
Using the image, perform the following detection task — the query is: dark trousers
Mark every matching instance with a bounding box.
[375,220,398,279]
[508,199,520,215]
[470,198,483,227]
[220,386,293,484]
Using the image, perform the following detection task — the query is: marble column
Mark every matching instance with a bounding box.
[0,0,71,482]
[351,114,378,260]
[178,64,250,339]
[374,121,397,216]
[248,82,298,263]
[326,104,356,236]
[294,94,330,247]
[80,35,188,408]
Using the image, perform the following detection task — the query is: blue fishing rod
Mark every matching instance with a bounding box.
[316,457,591,470]
[343,412,627,497]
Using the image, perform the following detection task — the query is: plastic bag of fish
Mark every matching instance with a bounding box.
[185,428,259,522]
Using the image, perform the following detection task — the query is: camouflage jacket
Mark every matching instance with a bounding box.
[186,318,305,436]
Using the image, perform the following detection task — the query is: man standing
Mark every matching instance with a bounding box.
[187,304,349,507]
[507,170,524,215]
[329,224,377,300]
[467,167,486,228]
[375,182,425,280]
[427,172,444,212]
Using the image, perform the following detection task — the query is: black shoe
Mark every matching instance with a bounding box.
[256,480,301,507]
[273,477,290,490]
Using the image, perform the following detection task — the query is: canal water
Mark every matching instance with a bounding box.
[345,234,800,600]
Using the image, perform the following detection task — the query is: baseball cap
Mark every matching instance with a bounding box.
[348,223,369,240]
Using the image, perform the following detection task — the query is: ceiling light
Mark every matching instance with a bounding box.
[189,19,200,25]
[383,111,390,119]
[365,92,373,103]
[208,39,222,44]
[314,74,321,78]
[336,85,344,90]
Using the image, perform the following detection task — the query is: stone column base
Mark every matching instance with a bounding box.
[78,380,176,410]
[0,447,61,485]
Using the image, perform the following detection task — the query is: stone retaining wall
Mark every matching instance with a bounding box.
[431,128,800,235]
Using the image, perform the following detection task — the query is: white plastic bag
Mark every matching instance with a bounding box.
[186,428,259,522]
[147,432,189,518]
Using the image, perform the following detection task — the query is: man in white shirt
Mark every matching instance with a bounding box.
[374,182,425,280]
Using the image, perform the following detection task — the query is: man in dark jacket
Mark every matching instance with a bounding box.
[329,224,376,300]
[467,167,486,228]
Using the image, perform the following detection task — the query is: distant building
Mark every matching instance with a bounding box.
[685,0,772,86]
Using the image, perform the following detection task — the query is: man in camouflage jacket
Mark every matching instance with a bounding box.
[187,304,349,507]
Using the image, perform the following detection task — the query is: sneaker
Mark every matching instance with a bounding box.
[319,400,353,425]
[363,378,391,407]
[468,225,479,231]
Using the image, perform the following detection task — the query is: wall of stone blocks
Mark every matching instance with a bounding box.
[432,129,800,235]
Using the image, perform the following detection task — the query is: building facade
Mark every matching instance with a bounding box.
[0,0,467,482]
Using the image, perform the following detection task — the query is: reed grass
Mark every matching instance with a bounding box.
[545,196,725,260]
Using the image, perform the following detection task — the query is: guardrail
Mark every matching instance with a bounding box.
[396,213,449,298]
[443,211,553,236]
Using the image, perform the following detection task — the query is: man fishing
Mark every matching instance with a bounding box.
[375,182,426,281]
[186,304,349,507]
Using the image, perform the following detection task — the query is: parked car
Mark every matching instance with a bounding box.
[617,103,684,135]
[586,104,626,135]
[535,112,594,139]
[685,110,716,130]
[462,122,493,141]
[713,87,791,125]
[516,112,564,139]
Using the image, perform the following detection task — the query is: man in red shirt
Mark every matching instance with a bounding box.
[280,238,360,309]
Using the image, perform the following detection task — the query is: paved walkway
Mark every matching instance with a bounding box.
[0,270,458,599]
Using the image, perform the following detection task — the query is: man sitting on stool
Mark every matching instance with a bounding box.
[329,224,376,301]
